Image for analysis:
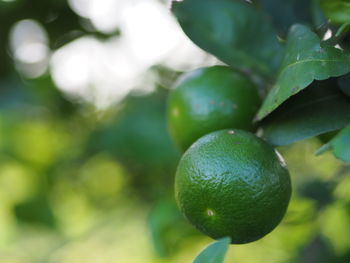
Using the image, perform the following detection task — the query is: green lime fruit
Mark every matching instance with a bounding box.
[175,129,291,244]
[167,66,261,151]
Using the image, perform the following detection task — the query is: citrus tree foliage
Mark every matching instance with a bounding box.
[0,0,350,262]
[171,0,350,261]
[321,0,350,25]
[193,237,231,263]
[172,0,350,163]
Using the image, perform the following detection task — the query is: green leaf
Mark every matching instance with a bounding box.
[193,237,231,263]
[260,80,350,146]
[311,0,328,29]
[335,22,350,37]
[317,125,350,162]
[320,0,350,25]
[147,198,195,257]
[172,0,284,80]
[331,125,350,162]
[148,199,180,257]
[315,143,331,155]
[257,24,350,120]
[14,194,56,228]
[338,72,350,96]
[256,0,314,35]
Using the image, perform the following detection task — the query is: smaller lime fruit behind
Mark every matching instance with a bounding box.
[175,129,291,244]
[167,66,261,151]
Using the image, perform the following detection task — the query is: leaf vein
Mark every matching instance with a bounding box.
[279,58,350,77]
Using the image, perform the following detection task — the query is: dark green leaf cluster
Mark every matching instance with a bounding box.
[172,0,350,166]
[172,0,350,261]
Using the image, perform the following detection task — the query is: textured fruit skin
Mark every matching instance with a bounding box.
[167,66,261,151]
[175,129,291,244]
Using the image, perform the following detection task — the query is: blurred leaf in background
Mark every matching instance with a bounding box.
[87,89,181,200]
[0,0,350,263]
[321,0,350,25]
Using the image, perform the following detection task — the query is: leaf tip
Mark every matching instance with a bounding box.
[315,143,331,156]
[193,236,231,263]
[219,236,232,244]
[255,108,270,121]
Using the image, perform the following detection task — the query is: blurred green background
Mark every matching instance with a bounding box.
[0,0,350,262]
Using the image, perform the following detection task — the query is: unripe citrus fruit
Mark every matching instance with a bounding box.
[175,129,291,244]
[167,66,261,150]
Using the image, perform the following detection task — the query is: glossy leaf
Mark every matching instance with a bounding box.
[320,0,350,25]
[338,72,350,97]
[193,237,231,263]
[316,125,350,162]
[311,0,328,30]
[256,0,314,35]
[172,0,284,80]
[261,80,350,146]
[257,24,350,120]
